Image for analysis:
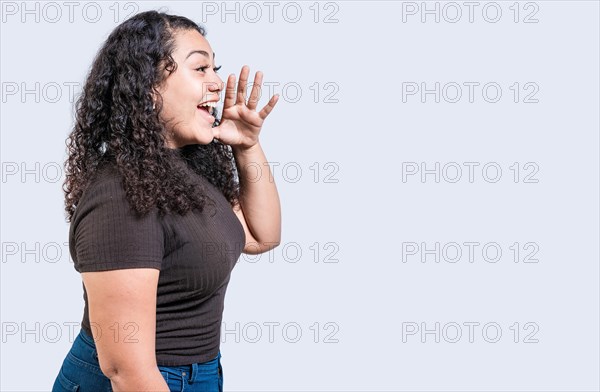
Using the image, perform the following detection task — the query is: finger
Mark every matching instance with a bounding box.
[259,94,279,120]
[223,73,236,110]
[247,71,263,111]
[236,65,249,105]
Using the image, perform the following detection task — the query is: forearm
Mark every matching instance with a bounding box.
[233,142,281,244]
[108,367,169,392]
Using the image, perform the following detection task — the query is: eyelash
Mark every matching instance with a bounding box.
[196,65,222,73]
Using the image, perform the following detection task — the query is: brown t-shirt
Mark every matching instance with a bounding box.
[69,158,246,366]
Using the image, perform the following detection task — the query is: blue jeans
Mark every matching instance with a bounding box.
[52,328,223,392]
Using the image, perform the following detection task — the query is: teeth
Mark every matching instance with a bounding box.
[198,101,217,116]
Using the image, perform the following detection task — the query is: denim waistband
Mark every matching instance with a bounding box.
[79,328,96,348]
[79,328,221,372]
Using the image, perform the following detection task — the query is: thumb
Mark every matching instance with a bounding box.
[211,125,220,140]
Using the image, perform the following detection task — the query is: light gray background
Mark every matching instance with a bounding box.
[1,1,599,390]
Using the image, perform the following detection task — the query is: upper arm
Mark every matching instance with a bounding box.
[82,268,160,378]
[233,203,279,255]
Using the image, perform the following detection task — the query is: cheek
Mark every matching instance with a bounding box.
[164,76,199,106]
[160,79,204,120]
[162,95,192,118]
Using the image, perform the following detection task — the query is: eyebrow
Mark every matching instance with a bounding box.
[185,50,215,60]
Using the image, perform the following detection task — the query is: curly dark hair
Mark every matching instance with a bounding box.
[63,10,240,222]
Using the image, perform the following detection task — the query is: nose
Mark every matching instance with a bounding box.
[207,75,224,93]
[207,82,220,92]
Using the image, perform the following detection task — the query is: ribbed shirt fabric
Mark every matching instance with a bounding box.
[69,156,246,366]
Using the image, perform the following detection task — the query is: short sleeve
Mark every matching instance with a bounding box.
[70,169,165,273]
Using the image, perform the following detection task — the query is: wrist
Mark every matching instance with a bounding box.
[232,141,260,155]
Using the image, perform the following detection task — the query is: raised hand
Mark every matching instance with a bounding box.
[212,65,279,149]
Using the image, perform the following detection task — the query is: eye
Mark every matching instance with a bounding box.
[196,65,222,74]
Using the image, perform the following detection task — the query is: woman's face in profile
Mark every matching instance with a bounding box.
[157,29,224,148]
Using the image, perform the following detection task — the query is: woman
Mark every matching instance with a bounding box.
[52,9,281,392]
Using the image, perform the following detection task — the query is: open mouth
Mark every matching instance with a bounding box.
[197,103,216,123]
[197,105,213,115]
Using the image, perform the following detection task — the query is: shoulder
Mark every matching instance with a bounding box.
[89,159,124,191]
[72,160,156,226]
[77,160,127,208]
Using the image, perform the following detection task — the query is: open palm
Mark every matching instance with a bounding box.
[212,65,279,148]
